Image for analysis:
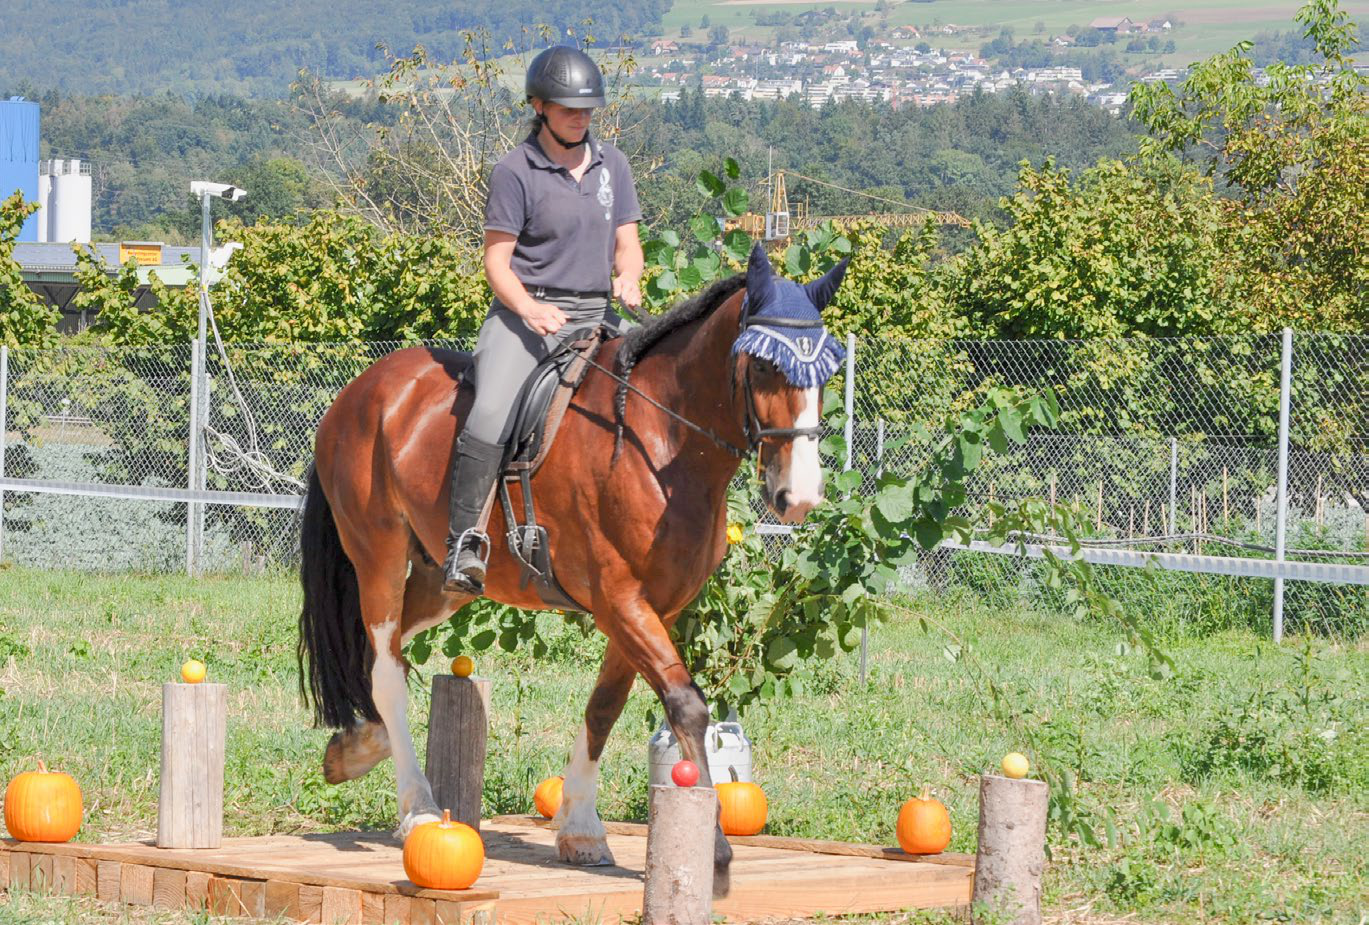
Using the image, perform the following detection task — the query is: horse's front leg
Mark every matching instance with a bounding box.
[600,600,733,897]
[555,641,636,866]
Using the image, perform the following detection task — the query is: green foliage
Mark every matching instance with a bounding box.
[952,157,1229,339]
[1129,0,1369,331]
[0,192,58,346]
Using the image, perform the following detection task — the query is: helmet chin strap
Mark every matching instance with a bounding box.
[539,114,589,150]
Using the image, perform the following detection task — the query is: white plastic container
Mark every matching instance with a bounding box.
[648,717,753,786]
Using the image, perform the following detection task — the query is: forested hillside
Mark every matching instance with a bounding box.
[0,0,667,96]
[4,85,1140,242]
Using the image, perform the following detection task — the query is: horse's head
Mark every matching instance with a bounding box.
[734,243,849,524]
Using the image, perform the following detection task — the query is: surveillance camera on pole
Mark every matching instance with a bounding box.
[190,181,247,202]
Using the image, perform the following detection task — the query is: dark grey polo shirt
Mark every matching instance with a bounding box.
[484,132,642,292]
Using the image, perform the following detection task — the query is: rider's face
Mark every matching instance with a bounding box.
[536,100,593,144]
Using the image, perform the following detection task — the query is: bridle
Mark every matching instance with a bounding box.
[588,293,831,459]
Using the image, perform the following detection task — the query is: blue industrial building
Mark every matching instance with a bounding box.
[0,98,42,242]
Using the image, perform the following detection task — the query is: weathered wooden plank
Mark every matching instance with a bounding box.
[408,897,437,925]
[96,859,122,903]
[121,862,155,905]
[73,856,98,896]
[185,870,212,908]
[383,893,412,925]
[52,854,75,895]
[492,814,979,867]
[241,879,268,917]
[9,851,30,891]
[209,876,245,916]
[436,898,497,925]
[425,675,492,831]
[29,853,53,893]
[152,866,187,910]
[322,885,363,924]
[362,890,386,924]
[266,879,302,920]
[158,682,227,849]
[298,884,325,923]
[0,848,10,890]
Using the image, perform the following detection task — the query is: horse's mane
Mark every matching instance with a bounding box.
[612,273,746,459]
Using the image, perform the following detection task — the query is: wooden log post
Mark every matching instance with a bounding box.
[425,674,492,831]
[158,682,226,849]
[972,775,1048,925]
[642,784,716,925]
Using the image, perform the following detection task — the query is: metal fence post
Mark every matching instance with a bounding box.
[0,345,8,564]
[1168,437,1178,536]
[1272,328,1293,643]
[187,338,202,576]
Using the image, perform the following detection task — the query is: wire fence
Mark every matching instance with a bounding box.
[1,331,1364,638]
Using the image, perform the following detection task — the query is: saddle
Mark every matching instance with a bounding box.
[487,325,615,612]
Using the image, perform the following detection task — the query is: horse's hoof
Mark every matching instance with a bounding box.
[394,809,442,841]
[323,723,391,784]
[557,832,615,866]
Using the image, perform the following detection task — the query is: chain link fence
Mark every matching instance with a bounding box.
[1,332,1364,637]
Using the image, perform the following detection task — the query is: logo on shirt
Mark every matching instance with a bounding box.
[597,170,614,221]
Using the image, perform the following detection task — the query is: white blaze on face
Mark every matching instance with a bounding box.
[777,387,823,523]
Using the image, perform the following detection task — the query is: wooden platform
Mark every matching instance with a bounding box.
[2,816,973,923]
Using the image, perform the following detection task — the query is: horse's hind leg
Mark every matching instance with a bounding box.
[353,556,444,839]
[556,641,636,866]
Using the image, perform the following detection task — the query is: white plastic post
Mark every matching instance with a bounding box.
[186,339,202,576]
[843,332,856,471]
[1273,328,1293,643]
[1168,437,1178,537]
[0,345,8,563]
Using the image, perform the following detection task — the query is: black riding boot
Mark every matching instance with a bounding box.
[442,434,505,595]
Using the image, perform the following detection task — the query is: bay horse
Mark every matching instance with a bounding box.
[297,245,849,894]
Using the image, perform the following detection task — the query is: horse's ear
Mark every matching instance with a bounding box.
[804,256,850,312]
[746,243,775,304]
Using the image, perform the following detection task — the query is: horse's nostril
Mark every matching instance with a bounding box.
[774,490,791,514]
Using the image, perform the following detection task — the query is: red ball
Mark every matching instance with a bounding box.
[671,760,700,788]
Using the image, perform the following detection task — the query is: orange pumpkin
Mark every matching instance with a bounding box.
[715,767,767,836]
[402,809,484,890]
[533,775,564,819]
[4,760,83,843]
[896,786,951,855]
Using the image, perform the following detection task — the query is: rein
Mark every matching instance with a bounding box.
[584,296,830,460]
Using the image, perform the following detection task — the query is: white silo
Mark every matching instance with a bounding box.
[47,157,92,244]
[36,169,50,242]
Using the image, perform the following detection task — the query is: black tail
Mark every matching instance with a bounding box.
[298,465,379,729]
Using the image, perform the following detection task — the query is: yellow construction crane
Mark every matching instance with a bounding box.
[731,169,969,238]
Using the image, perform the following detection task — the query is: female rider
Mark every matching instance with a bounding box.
[443,46,644,594]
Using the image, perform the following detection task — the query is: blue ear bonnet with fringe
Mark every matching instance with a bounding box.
[733,243,849,389]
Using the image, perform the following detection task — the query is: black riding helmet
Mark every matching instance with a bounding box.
[525,46,606,108]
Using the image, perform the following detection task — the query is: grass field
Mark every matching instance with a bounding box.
[0,564,1365,923]
[660,0,1369,67]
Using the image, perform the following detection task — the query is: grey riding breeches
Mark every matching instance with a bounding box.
[463,294,626,446]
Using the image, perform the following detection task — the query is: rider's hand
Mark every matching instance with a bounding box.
[613,275,643,312]
[519,300,567,336]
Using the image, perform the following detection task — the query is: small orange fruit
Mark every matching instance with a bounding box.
[451,655,474,677]
[896,786,952,855]
[533,775,564,819]
[180,659,207,684]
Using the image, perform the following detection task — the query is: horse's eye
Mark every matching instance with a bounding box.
[752,357,776,375]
